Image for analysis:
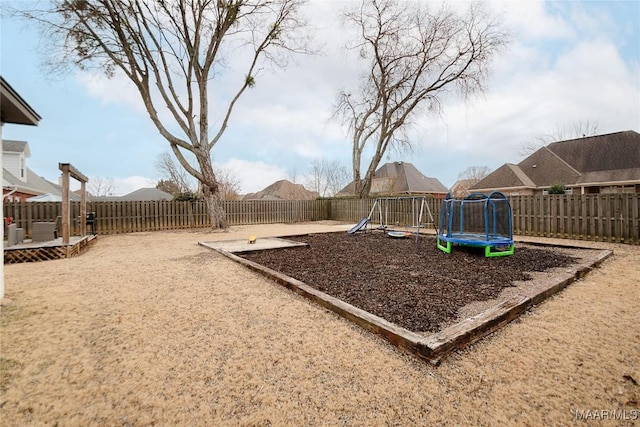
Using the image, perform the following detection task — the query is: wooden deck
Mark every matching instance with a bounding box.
[4,235,97,263]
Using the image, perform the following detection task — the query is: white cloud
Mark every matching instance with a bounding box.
[70,175,156,196]
[496,1,576,41]
[76,72,146,114]
[216,158,287,194]
[110,176,157,196]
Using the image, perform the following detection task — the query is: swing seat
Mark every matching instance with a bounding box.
[387,231,411,238]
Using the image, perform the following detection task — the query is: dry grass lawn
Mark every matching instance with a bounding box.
[1,222,639,426]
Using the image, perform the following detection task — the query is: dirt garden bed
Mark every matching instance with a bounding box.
[241,232,597,330]
[220,231,611,362]
[240,232,581,331]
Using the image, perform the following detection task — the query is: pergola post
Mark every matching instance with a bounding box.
[60,164,70,245]
[80,181,87,237]
[58,163,89,246]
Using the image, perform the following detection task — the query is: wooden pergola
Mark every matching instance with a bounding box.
[59,163,88,245]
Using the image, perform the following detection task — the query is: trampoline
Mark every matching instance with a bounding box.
[437,191,514,257]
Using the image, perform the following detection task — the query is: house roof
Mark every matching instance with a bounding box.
[26,168,65,195]
[243,179,318,200]
[2,167,72,198]
[577,168,640,185]
[3,169,42,195]
[547,131,640,173]
[471,130,640,191]
[339,162,448,196]
[469,164,525,190]
[2,140,31,157]
[450,178,476,191]
[377,162,448,194]
[516,147,582,188]
[1,76,41,126]
[118,188,174,201]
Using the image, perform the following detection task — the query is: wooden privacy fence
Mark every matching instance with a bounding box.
[509,194,640,244]
[3,194,639,244]
[3,199,329,237]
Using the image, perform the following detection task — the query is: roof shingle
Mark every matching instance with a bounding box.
[471,130,640,191]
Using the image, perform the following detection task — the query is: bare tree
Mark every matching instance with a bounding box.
[324,161,349,197]
[155,152,194,194]
[215,166,242,200]
[306,160,327,196]
[156,151,240,200]
[305,159,349,197]
[288,167,298,185]
[156,179,182,195]
[88,176,115,197]
[14,0,310,229]
[458,165,491,182]
[519,120,599,158]
[452,165,490,198]
[334,0,508,198]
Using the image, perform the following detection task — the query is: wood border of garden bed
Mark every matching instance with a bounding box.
[199,239,612,365]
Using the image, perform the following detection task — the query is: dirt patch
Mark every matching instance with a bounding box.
[240,232,595,333]
[1,224,637,426]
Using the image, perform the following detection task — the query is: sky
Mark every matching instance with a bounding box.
[1,0,639,196]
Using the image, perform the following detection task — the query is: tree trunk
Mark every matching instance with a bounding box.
[204,190,228,230]
[356,150,382,199]
[353,145,372,199]
[358,178,372,199]
[196,149,229,231]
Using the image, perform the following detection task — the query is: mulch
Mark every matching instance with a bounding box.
[240,232,581,333]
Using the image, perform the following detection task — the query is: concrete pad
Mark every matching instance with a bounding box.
[199,237,308,253]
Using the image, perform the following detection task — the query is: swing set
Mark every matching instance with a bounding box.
[347,192,514,257]
[347,196,435,241]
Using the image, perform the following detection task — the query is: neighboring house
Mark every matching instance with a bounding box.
[2,140,67,202]
[470,130,640,196]
[3,140,29,183]
[449,178,478,199]
[119,188,174,201]
[91,188,174,201]
[88,195,122,202]
[243,179,319,200]
[3,139,37,201]
[338,161,448,198]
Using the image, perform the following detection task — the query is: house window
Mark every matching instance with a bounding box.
[20,158,25,179]
[585,186,600,194]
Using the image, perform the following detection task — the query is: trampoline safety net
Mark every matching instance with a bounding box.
[437,191,514,257]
